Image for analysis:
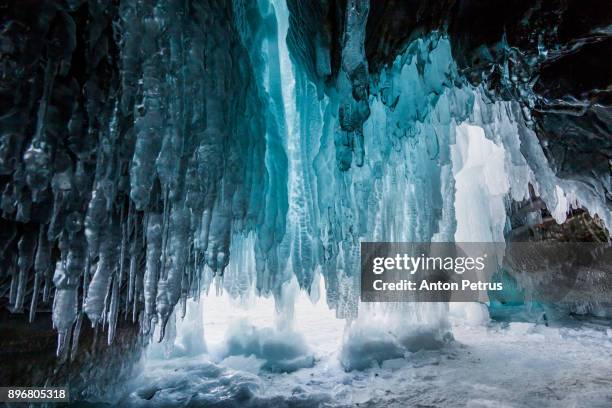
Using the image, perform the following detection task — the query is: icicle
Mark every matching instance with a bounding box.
[143,213,162,328]
[180,293,187,319]
[129,3,166,210]
[156,207,189,340]
[126,202,136,305]
[107,274,120,345]
[42,272,51,303]
[29,273,41,323]
[56,328,72,359]
[70,312,83,362]
[84,187,108,259]
[127,254,137,306]
[162,311,176,355]
[335,0,370,170]
[132,276,139,324]
[30,225,50,322]
[84,223,119,326]
[52,260,77,356]
[13,231,36,311]
[23,59,58,202]
[12,267,26,311]
[118,203,128,285]
[133,240,144,324]
[8,267,17,305]
[159,191,171,280]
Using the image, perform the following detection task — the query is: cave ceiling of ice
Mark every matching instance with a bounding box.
[0,0,610,351]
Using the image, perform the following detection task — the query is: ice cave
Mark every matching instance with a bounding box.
[0,0,611,406]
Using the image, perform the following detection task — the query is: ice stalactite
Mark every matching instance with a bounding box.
[336,0,370,170]
[274,34,474,322]
[466,89,612,235]
[0,0,282,353]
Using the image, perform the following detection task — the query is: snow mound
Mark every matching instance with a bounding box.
[340,322,453,371]
[340,326,404,370]
[221,319,315,373]
[126,356,261,408]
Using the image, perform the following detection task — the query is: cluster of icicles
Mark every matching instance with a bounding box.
[2,0,611,360]
[1,0,284,358]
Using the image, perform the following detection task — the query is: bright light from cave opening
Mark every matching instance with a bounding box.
[201,276,345,357]
[147,274,346,365]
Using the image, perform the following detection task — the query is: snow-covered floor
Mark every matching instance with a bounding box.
[97,289,612,408]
